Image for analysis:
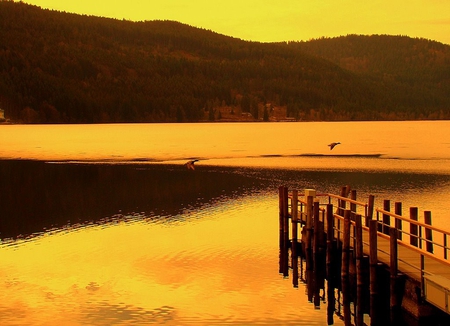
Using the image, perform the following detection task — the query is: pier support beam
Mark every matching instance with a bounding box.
[305,193,315,303]
[390,228,401,323]
[369,220,379,326]
[342,209,351,326]
[326,203,335,325]
[355,215,364,326]
[278,186,289,276]
[291,190,299,288]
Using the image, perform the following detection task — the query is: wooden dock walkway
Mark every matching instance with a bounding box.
[278,186,450,326]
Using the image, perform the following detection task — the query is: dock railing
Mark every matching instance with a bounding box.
[280,186,450,322]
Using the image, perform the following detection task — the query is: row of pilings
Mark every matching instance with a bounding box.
[278,186,449,326]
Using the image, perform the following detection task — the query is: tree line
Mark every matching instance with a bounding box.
[1,1,449,123]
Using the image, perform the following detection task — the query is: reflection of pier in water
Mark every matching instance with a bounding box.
[279,186,450,326]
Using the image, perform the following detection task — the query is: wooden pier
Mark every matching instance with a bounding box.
[278,186,450,326]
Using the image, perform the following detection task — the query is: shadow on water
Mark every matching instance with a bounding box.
[2,160,450,240]
[0,160,273,239]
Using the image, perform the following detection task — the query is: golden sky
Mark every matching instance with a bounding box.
[23,1,450,44]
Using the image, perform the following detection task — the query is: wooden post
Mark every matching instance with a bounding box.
[390,228,399,321]
[327,279,335,326]
[350,191,357,249]
[299,202,303,224]
[282,186,289,276]
[300,254,304,282]
[305,196,314,270]
[313,200,321,308]
[338,186,347,216]
[420,254,425,301]
[278,186,286,274]
[410,207,418,247]
[344,185,351,197]
[351,189,357,215]
[394,202,403,241]
[336,186,347,255]
[313,200,320,256]
[326,204,335,325]
[306,194,314,302]
[350,190,357,269]
[342,209,351,326]
[369,220,379,326]
[445,235,448,260]
[383,199,390,235]
[292,190,299,287]
[283,187,289,249]
[366,195,375,227]
[424,211,433,253]
[306,195,314,252]
[307,264,314,303]
[355,214,364,326]
[320,209,327,248]
[326,204,334,278]
[278,186,285,250]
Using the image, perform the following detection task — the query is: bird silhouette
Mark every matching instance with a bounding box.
[184,159,199,170]
[328,142,341,150]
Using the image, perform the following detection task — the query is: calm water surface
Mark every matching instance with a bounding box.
[1,121,450,325]
[2,121,450,163]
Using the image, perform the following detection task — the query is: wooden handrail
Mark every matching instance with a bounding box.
[280,186,450,317]
[376,208,450,236]
[290,192,367,207]
[335,212,450,268]
[287,188,449,262]
[326,193,367,207]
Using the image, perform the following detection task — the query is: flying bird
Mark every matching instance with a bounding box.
[184,159,199,170]
[328,142,341,150]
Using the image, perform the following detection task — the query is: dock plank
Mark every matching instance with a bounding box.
[360,228,450,280]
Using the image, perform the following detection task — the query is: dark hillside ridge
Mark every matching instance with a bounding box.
[1,1,449,123]
[292,35,450,118]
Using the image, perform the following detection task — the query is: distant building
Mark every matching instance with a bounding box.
[277,117,297,122]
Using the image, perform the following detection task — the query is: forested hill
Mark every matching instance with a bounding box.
[1,1,449,123]
[291,36,450,119]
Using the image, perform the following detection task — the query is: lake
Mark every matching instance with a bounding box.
[1,121,450,325]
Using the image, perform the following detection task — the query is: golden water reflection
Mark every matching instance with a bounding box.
[0,196,338,325]
[2,121,450,324]
[2,121,450,163]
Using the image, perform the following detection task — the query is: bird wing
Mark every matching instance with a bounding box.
[185,160,197,170]
[328,142,339,150]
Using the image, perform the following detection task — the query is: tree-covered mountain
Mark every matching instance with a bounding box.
[1,1,449,123]
[291,35,450,119]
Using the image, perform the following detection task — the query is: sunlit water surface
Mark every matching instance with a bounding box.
[2,121,450,164]
[1,121,450,325]
[1,197,318,325]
